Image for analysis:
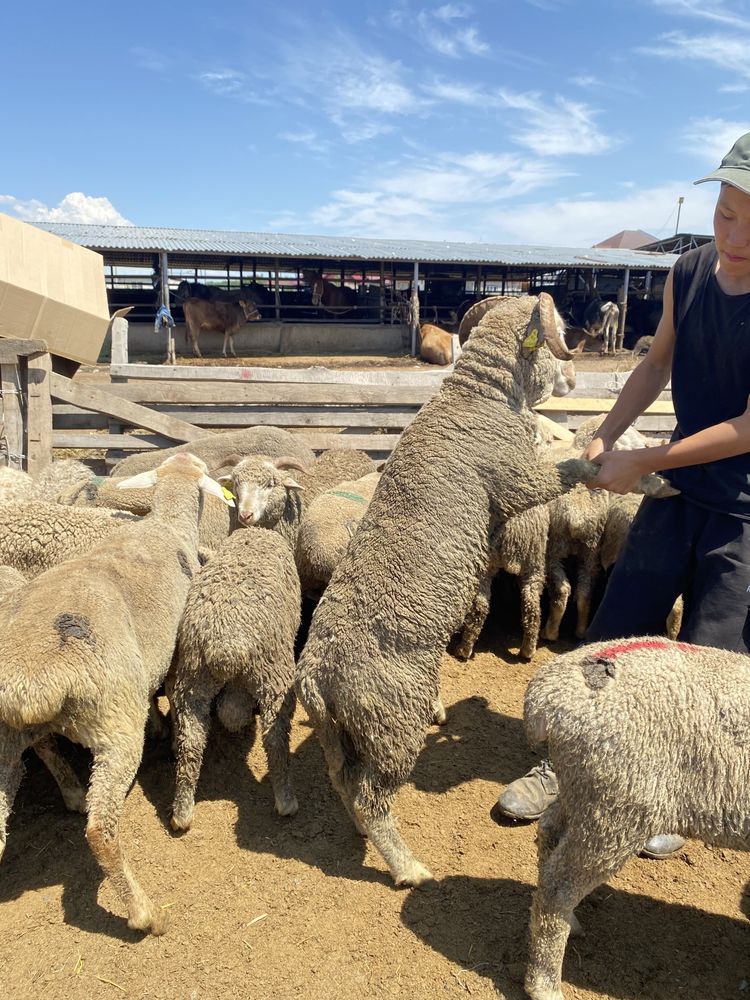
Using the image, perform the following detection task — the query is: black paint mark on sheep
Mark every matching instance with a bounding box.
[581,657,616,690]
[177,550,193,578]
[54,613,96,649]
[82,482,99,501]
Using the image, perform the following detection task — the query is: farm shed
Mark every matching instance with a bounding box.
[33,223,679,360]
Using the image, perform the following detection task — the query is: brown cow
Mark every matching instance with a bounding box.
[182,297,261,358]
[302,270,358,312]
[418,323,462,366]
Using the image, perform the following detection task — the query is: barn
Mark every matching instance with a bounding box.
[34,222,678,360]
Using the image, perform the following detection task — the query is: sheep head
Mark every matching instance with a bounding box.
[220,455,304,528]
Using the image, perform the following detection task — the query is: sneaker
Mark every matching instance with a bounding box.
[640,833,686,859]
[491,760,559,823]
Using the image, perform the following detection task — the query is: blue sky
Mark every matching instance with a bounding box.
[2,0,750,246]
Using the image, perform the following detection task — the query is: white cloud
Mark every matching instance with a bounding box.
[498,90,622,156]
[0,192,132,225]
[277,129,330,154]
[198,69,245,95]
[640,31,750,78]
[648,0,750,30]
[681,117,750,164]
[488,182,717,246]
[409,4,490,58]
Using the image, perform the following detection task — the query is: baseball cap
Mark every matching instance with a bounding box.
[694,132,750,195]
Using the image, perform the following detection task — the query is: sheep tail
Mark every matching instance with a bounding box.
[0,669,67,730]
[296,674,353,772]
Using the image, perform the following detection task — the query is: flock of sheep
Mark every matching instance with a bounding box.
[0,293,741,1000]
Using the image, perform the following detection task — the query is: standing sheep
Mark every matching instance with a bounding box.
[523,637,750,1000]
[110,426,315,479]
[169,527,301,831]
[296,293,674,887]
[0,453,231,935]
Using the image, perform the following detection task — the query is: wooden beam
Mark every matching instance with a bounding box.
[144,405,421,428]
[535,412,574,443]
[25,353,53,476]
[0,338,48,363]
[101,380,437,407]
[50,373,206,443]
[537,397,674,416]
[108,363,447,386]
[53,431,171,450]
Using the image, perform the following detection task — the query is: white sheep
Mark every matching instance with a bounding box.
[0,452,232,935]
[523,636,750,1000]
[296,293,675,888]
[169,527,301,830]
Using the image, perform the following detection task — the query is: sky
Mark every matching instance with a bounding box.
[2,0,750,248]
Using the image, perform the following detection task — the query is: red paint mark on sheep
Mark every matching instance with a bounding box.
[594,638,700,660]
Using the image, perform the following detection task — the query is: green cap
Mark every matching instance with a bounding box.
[694,132,750,195]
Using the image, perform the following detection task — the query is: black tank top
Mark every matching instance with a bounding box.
[668,242,750,519]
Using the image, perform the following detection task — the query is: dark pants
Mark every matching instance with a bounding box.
[586,495,750,653]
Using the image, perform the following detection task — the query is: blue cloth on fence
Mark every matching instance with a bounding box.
[154,304,175,331]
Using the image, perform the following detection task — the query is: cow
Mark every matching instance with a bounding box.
[583,298,621,355]
[175,280,271,306]
[302,270,358,313]
[418,323,462,366]
[182,297,262,358]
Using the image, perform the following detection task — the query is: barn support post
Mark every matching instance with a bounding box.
[410,261,420,356]
[379,262,385,325]
[274,260,281,321]
[617,267,630,352]
[160,252,176,365]
[644,270,653,300]
[111,314,129,365]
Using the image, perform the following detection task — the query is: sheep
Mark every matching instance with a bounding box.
[632,334,654,357]
[110,426,316,479]
[0,459,94,505]
[169,527,301,831]
[57,475,231,555]
[0,502,141,578]
[295,471,381,597]
[295,293,675,888]
[523,636,750,1000]
[418,323,462,366]
[0,452,232,935]
[572,414,652,453]
[0,565,87,813]
[583,298,620,355]
[223,449,375,547]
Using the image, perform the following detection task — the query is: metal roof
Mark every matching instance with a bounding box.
[32,221,678,270]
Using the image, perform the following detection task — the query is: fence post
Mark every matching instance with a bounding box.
[111,315,129,365]
[0,361,24,469]
[25,351,53,476]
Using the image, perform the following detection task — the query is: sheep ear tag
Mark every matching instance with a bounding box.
[221,485,236,502]
[523,328,541,351]
[199,474,235,507]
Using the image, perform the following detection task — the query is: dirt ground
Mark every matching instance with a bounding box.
[3,595,750,1000]
[12,345,734,1000]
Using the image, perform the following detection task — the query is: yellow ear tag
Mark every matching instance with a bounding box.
[221,486,236,501]
[523,328,540,350]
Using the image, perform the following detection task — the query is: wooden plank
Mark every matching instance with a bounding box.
[570,370,672,401]
[0,363,24,469]
[0,338,48,363]
[50,373,206,443]
[101,380,437,406]
[53,431,171,450]
[537,397,674,416]
[536,412,574,443]
[146,405,421,428]
[25,353,53,476]
[109,362,449,386]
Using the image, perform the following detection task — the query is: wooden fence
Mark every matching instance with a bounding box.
[0,323,677,473]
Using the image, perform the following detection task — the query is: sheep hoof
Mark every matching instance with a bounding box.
[519,642,536,661]
[170,811,193,834]
[62,787,87,814]
[275,791,299,817]
[394,861,435,888]
[432,700,447,726]
[453,641,474,661]
[524,977,565,1000]
[128,905,169,936]
[543,625,559,642]
[637,473,680,499]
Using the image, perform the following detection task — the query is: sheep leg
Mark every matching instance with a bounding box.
[0,729,25,863]
[519,571,544,660]
[526,829,633,1000]
[543,561,570,642]
[258,684,298,817]
[574,549,600,639]
[454,570,493,660]
[170,675,222,832]
[352,791,434,888]
[33,735,86,813]
[85,731,166,935]
[432,696,447,726]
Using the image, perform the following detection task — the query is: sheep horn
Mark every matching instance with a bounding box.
[538,293,574,361]
[457,296,510,345]
[274,456,309,473]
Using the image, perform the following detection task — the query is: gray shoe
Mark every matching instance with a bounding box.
[492,760,559,822]
[641,833,686,859]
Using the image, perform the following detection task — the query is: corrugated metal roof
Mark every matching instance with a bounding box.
[31,221,678,270]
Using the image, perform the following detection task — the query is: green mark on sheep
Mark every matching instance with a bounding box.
[323,490,367,504]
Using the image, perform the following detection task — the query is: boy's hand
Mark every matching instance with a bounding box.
[586,448,655,494]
